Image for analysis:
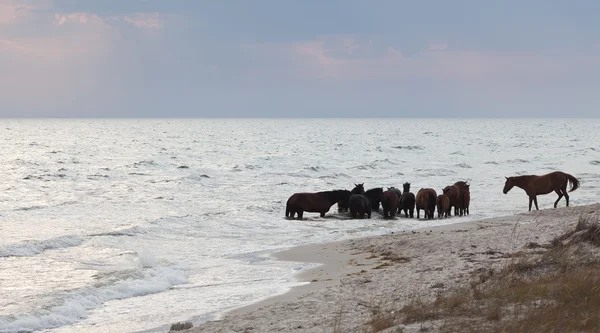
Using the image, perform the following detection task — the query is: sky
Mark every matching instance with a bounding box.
[1,0,599,117]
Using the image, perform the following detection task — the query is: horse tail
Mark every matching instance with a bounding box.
[566,173,580,192]
[428,191,436,214]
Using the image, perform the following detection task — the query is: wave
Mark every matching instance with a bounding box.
[413,168,457,177]
[455,163,472,169]
[507,158,530,164]
[392,145,424,150]
[318,173,350,180]
[0,263,187,332]
[90,226,145,237]
[14,205,47,211]
[590,160,600,165]
[484,161,499,165]
[0,235,84,257]
[305,166,324,172]
[127,160,157,168]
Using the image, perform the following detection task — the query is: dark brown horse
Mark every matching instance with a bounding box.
[461,184,470,215]
[339,183,364,212]
[442,185,460,216]
[286,190,351,219]
[364,187,384,212]
[436,194,450,218]
[381,190,398,218]
[400,182,415,218]
[503,171,580,211]
[416,188,437,219]
[453,181,470,216]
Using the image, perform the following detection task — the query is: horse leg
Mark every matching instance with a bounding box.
[534,196,539,210]
[410,207,414,218]
[528,197,533,212]
[320,211,326,218]
[298,211,303,219]
[553,190,563,208]
[417,208,420,219]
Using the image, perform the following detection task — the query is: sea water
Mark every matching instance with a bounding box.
[0,119,598,333]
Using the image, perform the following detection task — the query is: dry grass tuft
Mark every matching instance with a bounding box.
[169,321,193,331]
[396,213,600,333]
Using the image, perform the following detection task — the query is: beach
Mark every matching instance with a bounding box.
[179,203,600,333]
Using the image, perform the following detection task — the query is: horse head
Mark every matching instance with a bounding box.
[352,183,365,194]
[503,177,513,194]
[402,182,411,192]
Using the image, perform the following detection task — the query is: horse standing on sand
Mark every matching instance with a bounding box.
[286,190,351,219]
[381,190,398,218]
[437,194,450,218]
[349,194,371,219]
[399,182,416,218]
[364,187,384,212]
[416,188,437,219]
[338,183,364,212]
[503,171,580,211]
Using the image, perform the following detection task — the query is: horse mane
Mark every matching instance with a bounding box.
[365,187,383,194]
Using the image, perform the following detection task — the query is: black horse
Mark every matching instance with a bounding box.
[349,194,371,219]
[338,183,364,212]
[286,189,351,219]
[399,182,416,218]
[364,187,384,212]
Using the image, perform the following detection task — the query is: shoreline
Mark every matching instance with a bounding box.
[178,203,600,332]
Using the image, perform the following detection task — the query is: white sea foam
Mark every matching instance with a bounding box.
[0,264,187,333]
[0,235,84,257]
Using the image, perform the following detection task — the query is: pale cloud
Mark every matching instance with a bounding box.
[428,41,448,51]
[248,35,578,84]
[123,12,163,30]
[0,3,34,24]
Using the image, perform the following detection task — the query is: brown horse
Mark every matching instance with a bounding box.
[461,184,470,215]
[287,190,351,219]
[503,171,580,211]
[442,185,460,216]
[453,181,470,216]
[381,190,398,219]
[416,188,437,219]
[436,194,450,218]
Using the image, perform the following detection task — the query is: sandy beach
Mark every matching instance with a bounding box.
[176,203,600,333]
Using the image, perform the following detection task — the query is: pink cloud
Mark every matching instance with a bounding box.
[0,2,34,24]
[123,12,163,30]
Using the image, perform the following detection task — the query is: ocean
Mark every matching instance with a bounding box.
[0,118,598,333]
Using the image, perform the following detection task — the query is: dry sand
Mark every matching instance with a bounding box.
[177,203,600,333]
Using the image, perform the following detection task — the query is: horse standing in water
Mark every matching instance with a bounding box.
[453,181,470,216]
[381,190,398,218]
[286,190,351,219]
[503,171,580,211]
[349,194,371,219]
[364,187,384,212]
[442,185,460,216]
[437,194,450,218]
[461,184,471,215]
[399,182,416,218]
[416,188,437,219]
[338,183,364,212]
[387,187,403,213]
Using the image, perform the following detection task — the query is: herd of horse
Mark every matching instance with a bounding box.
[285,171,581,220]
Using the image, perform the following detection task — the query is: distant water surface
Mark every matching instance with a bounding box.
[0,119,598,333]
